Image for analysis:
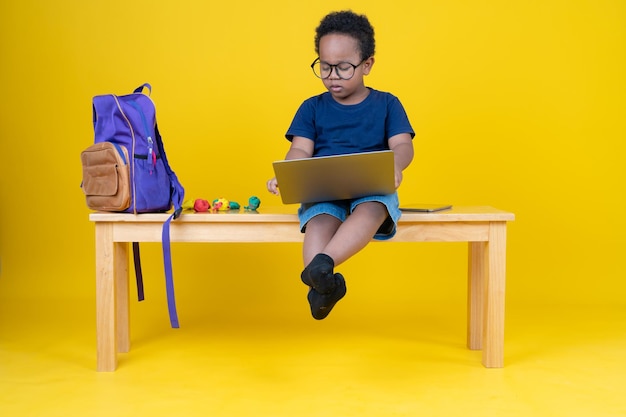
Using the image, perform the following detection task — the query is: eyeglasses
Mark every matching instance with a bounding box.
[310,57,366,80]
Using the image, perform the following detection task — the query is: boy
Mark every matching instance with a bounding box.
[267,10,414,320]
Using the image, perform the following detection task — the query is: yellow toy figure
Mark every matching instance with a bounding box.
[212,198,231,211]
[182,199,195,211]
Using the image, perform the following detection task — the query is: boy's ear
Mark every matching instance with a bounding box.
[362,57,375,75]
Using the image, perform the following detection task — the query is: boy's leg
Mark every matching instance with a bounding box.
[302,214,342,265]
[301,202,387,290]
[301,214,341,294]
[300,202,388,319]
[322,201,388,266]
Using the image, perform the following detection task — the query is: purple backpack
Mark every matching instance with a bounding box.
[91,83,184,214]
[85,83,185,328]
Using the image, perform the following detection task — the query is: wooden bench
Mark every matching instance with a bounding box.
[90,206,514,371]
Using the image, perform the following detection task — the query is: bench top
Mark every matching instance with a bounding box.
[90,205,514,223]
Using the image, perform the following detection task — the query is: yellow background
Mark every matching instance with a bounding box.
[1,1,626,416]
[1,1,625,323]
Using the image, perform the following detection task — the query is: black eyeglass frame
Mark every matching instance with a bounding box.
[310,57,367,80]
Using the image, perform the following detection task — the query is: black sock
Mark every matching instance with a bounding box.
[307,273,347,320]
[301,253,335,294]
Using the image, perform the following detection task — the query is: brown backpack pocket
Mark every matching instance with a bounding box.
[81,142,131,211]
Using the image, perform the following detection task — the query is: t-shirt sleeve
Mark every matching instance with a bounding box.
[285,98,316,142]
[387,96,415,139]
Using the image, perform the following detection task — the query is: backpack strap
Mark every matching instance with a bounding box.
[130,127,182,327]
[155,125,185,212]
[133,83,152,95]
[155,124,184,328]
[162,212,180,328]
[132,242,145,301]
[126,84,184,328]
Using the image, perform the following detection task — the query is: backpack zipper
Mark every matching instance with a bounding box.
[129,100,156,174]
[111,142,128,164]
[112,95,137,214]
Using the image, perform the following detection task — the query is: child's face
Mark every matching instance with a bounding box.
[318,34,373,104]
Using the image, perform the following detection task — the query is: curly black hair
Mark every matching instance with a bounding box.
[314,10,375,60]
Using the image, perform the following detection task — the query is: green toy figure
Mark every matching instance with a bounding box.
[245,196,261,211]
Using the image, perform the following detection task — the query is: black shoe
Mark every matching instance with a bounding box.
[307,273,347,320]
[301,253,335,294]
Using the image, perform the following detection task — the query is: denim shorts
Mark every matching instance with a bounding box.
[297,192,401,241]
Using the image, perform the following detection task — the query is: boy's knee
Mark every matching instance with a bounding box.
[353,201,388,219]
[306,213,342,232]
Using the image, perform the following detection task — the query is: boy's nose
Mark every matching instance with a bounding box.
[328,67,342,79]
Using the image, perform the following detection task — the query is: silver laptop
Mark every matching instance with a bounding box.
[272,150,395,204]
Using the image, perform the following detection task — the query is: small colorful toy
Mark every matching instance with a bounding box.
[193,199,210,212]
[182,199,196,211]
[212,197,231,211]
[245,196,261,211]
[182,195,259,213]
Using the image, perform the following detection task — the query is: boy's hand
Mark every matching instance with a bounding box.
[267,136,313,196]
[389,133,414,189]
[267,177,280,195]
[394,168,403,189]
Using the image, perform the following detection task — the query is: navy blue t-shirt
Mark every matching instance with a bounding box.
[286,88,414,157]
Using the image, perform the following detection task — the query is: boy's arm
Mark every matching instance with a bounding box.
[388,133,414,188]
[267,136,315,195]
[285,136,315,160]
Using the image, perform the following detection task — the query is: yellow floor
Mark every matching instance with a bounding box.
[1,298,625,417]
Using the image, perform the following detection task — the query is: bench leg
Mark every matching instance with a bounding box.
[96,223,130,371]
[467,241,485,350]
[482,222,507,368]
[115,242,130,353]
[95,223,117,371]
